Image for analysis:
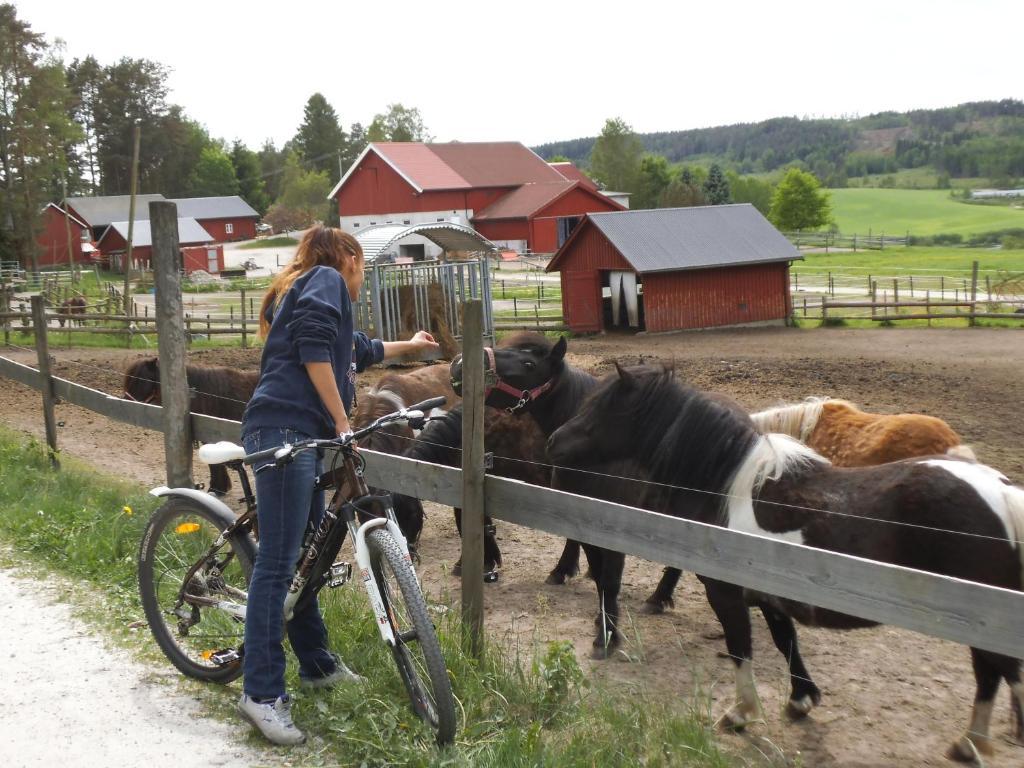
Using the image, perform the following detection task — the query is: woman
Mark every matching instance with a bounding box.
[237,226,439,745]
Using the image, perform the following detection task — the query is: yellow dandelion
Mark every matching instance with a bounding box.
[122,505,133,516]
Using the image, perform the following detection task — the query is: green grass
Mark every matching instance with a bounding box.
[0,428,734,768]
[239,236,298,249]
[828,188,1024,237]
[792,245,1024,276]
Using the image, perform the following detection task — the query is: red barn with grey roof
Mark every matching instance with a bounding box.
[548,205,802,333]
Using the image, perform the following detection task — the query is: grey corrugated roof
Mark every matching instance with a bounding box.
[354,222,497,261]
[65,194,166,227]
[168,196,259,220]
[99,217,213,249]
[557,204,801,274]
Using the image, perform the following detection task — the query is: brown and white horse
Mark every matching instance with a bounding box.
[751,396,973,466]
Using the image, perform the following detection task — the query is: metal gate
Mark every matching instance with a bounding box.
[353,255,494,350]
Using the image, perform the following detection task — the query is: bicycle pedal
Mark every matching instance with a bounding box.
[209,648,241,666]
[328,561,353,588]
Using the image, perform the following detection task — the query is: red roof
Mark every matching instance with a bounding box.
[549,162,599,192]
[473,181,577,220]
[334,141,565,197]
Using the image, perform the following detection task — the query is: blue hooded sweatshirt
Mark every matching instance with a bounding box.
[242,265,384,439]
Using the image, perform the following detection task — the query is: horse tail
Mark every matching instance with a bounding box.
[945,444,977,462]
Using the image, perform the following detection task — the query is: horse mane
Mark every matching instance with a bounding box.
[403,407,463,465]
[750,397,833,442]
[724,433,831,522]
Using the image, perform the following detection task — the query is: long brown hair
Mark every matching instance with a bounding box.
[258,225,363,338]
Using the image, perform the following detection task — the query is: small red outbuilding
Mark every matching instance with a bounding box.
[547,204,802,334]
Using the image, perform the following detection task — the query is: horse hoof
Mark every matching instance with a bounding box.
[786,695,816,719]
[545,571,567,585]
[946,735,993,763]
[483,570,499,583]
[451,561,462,577]
[715,705,760,732]
[641,597,672,615]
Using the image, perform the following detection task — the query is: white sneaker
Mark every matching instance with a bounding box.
[300,652,365,689]
[237,693,306,745]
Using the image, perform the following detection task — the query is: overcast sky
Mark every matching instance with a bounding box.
[19,0,1023,150]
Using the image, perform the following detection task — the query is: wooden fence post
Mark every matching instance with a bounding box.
[240,287,247,348]
[870,281,877,317]
[460,299,486,656]
[30,295,59,469]
[970,260,979,327]
[150,200,193,488]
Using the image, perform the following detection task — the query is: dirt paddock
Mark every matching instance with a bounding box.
[1,326,1022,767]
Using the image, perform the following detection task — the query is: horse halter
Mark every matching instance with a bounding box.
[482,346,554,414]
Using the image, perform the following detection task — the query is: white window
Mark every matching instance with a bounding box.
[225,222,234,234]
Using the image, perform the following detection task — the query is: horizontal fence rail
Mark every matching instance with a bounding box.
[1,353,1023,659]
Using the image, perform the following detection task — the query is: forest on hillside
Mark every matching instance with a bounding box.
[535,100,1024,187]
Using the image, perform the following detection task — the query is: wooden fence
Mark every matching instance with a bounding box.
[1,351,1023,660]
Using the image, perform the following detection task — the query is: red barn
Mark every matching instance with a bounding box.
[181,244,225,274]
[97,217,214,273]
[169,197,259,242]
[548,204,802,334]
[36,203,91,267]
[329,142,624,255]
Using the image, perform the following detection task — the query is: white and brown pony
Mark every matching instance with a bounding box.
[751,396,973,465]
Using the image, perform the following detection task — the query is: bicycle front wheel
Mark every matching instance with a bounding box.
[367,528,457,745]
[138,497,255,683]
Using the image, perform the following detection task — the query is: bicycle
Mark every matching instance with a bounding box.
[137,396,457,744]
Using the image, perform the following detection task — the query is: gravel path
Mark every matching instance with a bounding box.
[0,567,269,767]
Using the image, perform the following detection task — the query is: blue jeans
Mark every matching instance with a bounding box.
[241,426,337,700]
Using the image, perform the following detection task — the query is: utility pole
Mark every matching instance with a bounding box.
[124,124,141,310]
[61,170,77,283]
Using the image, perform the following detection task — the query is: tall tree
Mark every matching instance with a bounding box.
[188,145,238,196]
[230,140,270,213]
[367,104,431,143]
[702,163,732,205]
[728,171,774,215]
[0,4,79,269]
[768,167,833,231]
[258,139,287,202]
[633,154,671,209]
[343,121,367,170]
[145,107,212,196]
[65,55,102,193]
[94,57,169,193]
[659,166,705,208]
[269,151,331,227]
[589,117,642,193]
[293,93,346,184]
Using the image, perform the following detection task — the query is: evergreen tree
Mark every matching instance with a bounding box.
[0,4,79,269]
[293,93,346,184]
[343,122,367,170]
[589,117,642,193]
[702,163,731,205]
[65,55,103,193]
[768,168,833,231]
[258,139,287,202]
[230,140,270,213]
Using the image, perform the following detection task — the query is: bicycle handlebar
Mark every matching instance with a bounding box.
[243,395,448,468]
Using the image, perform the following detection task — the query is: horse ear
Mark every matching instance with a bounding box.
[550,336,567,363]
[613,361,635,388]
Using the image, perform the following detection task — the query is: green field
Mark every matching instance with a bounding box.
[792,246,1024,276]
[828,189,1024,237]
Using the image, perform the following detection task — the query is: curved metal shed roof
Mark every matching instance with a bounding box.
[354,221,497,261]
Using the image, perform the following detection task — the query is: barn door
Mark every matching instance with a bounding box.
[564,272,601,332]
[207,249,219,272]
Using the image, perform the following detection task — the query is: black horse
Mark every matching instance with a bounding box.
[547,363,1024,762]
[123,357,258,496]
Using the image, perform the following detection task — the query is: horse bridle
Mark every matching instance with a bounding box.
[482,346,554,414]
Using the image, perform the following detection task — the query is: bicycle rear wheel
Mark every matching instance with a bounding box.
[138,497,255,683]
[366,528,457,745]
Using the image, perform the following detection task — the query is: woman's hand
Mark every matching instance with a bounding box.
[410,330,440,354]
